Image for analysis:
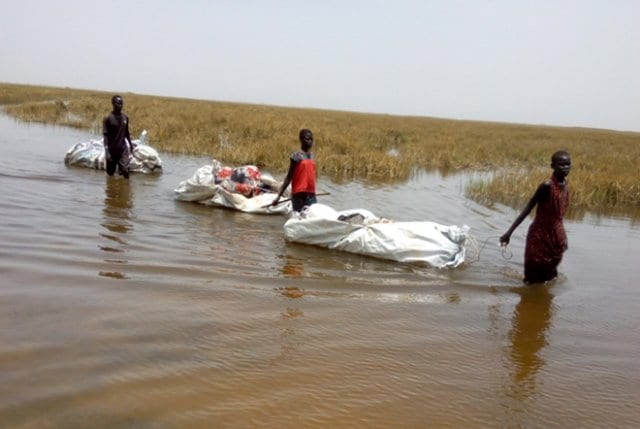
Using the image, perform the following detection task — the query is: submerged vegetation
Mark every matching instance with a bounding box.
[1,82,639,215]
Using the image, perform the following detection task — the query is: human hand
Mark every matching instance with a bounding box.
[499,233,510,246]
[105,149,112,162]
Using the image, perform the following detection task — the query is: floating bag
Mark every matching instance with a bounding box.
[284,203,469,267]
[174,159,291,215]
[64,130,162,174]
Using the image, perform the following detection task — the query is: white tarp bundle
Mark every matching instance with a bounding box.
[173,159,291,215]
[284,203,469,268]
[64,130,163,173]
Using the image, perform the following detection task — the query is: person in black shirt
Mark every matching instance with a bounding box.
[103,95,135,179]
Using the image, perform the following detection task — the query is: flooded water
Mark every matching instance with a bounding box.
[1,113,639,428]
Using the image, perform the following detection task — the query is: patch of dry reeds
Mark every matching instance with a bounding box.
[2,82,639,215]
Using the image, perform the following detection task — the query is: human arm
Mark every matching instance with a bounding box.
[125,116,135,152]
[103,135,112,161]
[500,182,550,246]
[103,116,112,162]
[271,159,296,205]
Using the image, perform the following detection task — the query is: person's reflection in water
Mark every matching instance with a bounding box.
[270,253,305,365]
[508,284,554,398]
[280,253,305,279]
[99,176,134,279]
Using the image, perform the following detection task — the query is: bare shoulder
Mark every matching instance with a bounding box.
[535,180,552,200]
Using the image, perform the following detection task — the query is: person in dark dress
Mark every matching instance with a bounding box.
[272,129,317,212]
[103,95,135,179]
[500,151,571,283]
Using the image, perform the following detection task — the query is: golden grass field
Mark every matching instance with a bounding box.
[1,82,639,216]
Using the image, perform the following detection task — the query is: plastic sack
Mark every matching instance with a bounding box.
[283,203,469,268]
[174,159,291,215]
[64,130,162,174]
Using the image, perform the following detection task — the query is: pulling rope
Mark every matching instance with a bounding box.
[466,234,513,264]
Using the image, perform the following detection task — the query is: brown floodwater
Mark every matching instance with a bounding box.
[1,114,639,428]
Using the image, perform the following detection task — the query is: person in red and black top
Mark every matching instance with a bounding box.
[272,128,317,212]
[500,150,571,284]
[103,95,135,179]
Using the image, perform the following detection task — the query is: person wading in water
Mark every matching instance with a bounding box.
[500,150,572,284]
[103,95,135,179]
[272,128,317,212]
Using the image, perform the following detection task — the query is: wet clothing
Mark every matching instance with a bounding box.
[524,175,569,283]
[291,192,317,212]
[106,145,131,178]
[103,112,132,178]
[288,150,316,212]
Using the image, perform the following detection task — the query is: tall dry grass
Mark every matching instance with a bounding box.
[2,82,639,215]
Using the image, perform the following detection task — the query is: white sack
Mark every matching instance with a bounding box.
[64,130,162,174]
[284,203,469,268]
[173,160,291,215]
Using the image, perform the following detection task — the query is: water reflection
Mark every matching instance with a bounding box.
[277,254,306,298]
[270,254,306,365]
[99,177,133,279]
[509,285,553,394]
[279,254,305,278]
[270,304,305,366]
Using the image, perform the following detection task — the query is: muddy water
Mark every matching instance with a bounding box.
[1,114,639,428]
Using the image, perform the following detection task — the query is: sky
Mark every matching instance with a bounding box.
[1,0,639,132]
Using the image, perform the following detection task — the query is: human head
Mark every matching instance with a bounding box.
[111,95,123,112]
[551,150,571,178]
[299,128,313,151]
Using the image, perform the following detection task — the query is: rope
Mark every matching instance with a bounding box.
[466,234,513,263]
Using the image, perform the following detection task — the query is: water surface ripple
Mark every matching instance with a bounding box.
[1,115,639,428]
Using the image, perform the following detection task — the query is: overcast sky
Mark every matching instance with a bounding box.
[1,0,638,131]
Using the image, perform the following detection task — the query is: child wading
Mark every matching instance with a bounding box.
[272,129,317,212]
[500,150,571,284]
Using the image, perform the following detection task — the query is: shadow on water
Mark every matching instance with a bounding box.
[99,176,134,279]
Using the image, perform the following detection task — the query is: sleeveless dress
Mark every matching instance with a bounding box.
[524,175,569,283]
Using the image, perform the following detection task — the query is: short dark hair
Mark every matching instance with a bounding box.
[551,150,570,163]
[299,128,313,140]
[111,94,122,104]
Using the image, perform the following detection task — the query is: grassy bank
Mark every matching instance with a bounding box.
[2,82,639,215]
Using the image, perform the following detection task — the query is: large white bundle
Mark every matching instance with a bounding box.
[173,160,291,215]
[64,130,162,174]
[284,203,469,268]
